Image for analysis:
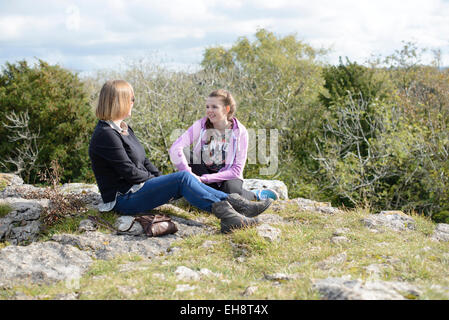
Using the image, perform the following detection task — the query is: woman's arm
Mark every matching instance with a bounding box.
[169,119,202,173]
[92,130,155,184]
[200,129,249,184]
[144,158,162,177]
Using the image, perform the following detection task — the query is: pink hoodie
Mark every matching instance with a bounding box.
[169,116,249,184]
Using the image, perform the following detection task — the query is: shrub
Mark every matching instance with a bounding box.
[0,59,96,184]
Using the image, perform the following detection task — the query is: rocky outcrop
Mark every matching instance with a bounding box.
[0,173,24,188]
[52,215,213,260]
[243,179,289,200]
[362,211,416,232]
[0,198,49,244]
[313,277,421,300]
[0,241,92,288]
[271,197,344,215]
[431,223,449,242]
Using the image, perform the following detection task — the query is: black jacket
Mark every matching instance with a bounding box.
[88,120,161,203]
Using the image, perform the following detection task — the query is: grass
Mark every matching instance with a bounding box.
[38,209,120,241]
[0,202,448,300]
[0,203,13,218]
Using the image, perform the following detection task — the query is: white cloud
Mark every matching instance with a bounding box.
[65,5,80,31]
[0,0,448,71]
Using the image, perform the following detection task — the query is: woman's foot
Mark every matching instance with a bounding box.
[251,189,279,201]
[226,193,273,218]
[211,200,259,233]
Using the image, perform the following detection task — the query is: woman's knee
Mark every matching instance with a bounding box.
[221,180,243,194]
[175,170,194,183]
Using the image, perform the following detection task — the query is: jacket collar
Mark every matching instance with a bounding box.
[200,116,241,135]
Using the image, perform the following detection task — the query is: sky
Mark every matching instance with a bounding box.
[1,0,449,75]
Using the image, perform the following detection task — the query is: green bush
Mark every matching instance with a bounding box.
[431,211,449,224]
[0,60,96,184]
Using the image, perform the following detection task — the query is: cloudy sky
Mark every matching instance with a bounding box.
[1,0,448,74]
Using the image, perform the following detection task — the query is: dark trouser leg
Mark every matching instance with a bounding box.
[220,179,256,201]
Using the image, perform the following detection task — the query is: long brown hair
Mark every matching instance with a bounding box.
[205,89,236,129]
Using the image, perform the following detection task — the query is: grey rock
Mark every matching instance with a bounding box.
[272,198,343,215]
[364,264,386,279]
[52,232,169,260]
[6,200,44,222]
[60,183,99,195]
[201,240,218,248]
[59,183,102,209]
[0,218,12,240]
[0,173,23,187]
[242,286,258,296]
[432,223,449,242]
[174,284,197,292]
[0,184,42,199]
[331,236,349,244]
[52,215,212,260]
[0,198,47,244]
[257,213,287,225]
[0,241,92,287]
[78,219,97,233]
[175,266,200,281]
[114,216,144,235]
[293,198,344,214]
[9,220,41,244]
[199,268,221,279]
[316,253,347,270]
[243,179,289,200]
[256,223,281,242]
[264,273,298,281]
[313,277,421,300]
[117,285,139,297]
[333,228,351,236]
[362,212,415,232]
[54,293,80,300]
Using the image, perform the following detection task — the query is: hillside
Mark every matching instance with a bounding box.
[0,173,448,300]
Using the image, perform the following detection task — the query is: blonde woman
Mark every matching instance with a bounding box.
[88,80,272,233]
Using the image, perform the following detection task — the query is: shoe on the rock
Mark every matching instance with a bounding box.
[252,189,279,201]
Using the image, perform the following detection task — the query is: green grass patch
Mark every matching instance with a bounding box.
[0,203,13,218]
[38,209,119,241]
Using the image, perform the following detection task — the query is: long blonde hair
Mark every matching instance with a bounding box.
[96,80,134,121]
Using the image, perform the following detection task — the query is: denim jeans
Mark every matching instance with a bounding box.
[114,171,229,215]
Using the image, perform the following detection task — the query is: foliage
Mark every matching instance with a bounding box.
[0,203,12,218]
[315,46,449,216]
[320,57,391,112]
[0,60,96,184]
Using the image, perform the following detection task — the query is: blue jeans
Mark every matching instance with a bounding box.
[114,171,229,215]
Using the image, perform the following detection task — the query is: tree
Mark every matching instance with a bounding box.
[0,60,96,184]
